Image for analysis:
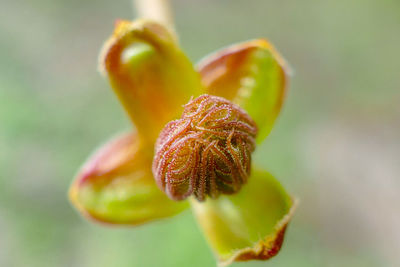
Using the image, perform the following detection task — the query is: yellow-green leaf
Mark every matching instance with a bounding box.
[100,19,203,144]
[190,167,296,266]
[69,133,188,225]
[197,39,290,143]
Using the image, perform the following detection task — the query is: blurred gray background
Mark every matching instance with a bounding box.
[1,0,399,266]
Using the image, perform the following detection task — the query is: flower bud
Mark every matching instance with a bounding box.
[152,94,258,201]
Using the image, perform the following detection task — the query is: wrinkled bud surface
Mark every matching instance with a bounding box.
[152,94,258,201]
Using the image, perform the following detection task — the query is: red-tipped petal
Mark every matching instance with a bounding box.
[69,133,188,225]
[191,167,297,266]
[197,40,290,142]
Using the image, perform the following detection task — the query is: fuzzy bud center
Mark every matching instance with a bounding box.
[152,94,258,201]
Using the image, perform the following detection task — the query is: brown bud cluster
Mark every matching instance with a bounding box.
[152,94,258,201]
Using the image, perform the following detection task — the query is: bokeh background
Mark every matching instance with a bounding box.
[1,0,399,266]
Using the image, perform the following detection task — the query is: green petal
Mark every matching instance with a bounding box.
[197,40,290,143]
[190,167,297,266]
[100,19,203,144]
[69,133,188,225]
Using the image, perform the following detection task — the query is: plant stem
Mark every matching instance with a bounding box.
[134,0,176,36]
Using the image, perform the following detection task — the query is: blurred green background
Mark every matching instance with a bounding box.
[1,0,399,266]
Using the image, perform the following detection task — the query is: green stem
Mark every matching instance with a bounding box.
[134,0,176,38]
